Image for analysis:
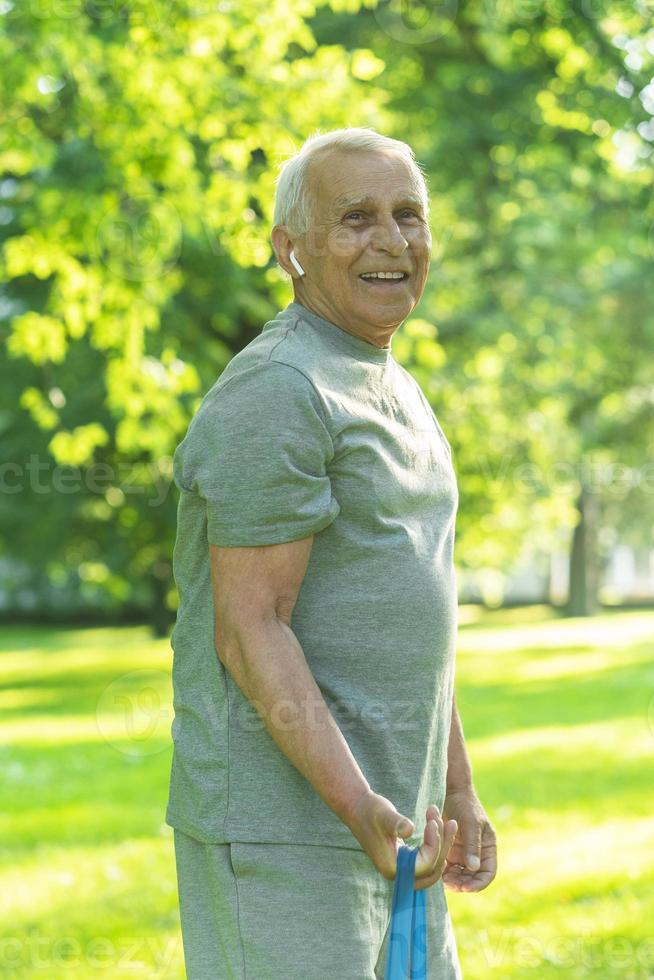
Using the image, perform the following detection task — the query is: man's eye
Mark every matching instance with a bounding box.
[344,209,421,221]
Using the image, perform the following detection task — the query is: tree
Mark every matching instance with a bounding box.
[0,0,390,633]
[310,0,654,611]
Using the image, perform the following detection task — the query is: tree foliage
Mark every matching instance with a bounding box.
[1,0,652,625]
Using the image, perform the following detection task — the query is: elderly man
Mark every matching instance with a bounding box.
[166,126,497,979]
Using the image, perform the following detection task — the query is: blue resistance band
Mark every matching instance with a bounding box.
[383,844,427,979]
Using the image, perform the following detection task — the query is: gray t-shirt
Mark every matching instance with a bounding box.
[165,299,459,851]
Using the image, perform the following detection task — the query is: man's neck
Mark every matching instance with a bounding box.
[292,293,395,350]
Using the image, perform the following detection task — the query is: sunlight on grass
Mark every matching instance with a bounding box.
[457,607,654,653]
[447,608,654,979]
[1,612,653,978]
[508,647,654,681]
[473,716,654,763]
[0,687,62,710]
[0,713,174,746]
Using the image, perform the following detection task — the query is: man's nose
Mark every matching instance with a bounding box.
[371,217,409,253]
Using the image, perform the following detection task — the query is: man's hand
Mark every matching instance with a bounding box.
[347,791,458,892]
[441,787,497,892]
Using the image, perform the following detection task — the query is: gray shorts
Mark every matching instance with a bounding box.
[173,828,462,979]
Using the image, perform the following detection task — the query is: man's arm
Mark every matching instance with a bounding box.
[210,537,458,884]
[446,690,474,792]
[210,537,372,828]
[442,690,498,891]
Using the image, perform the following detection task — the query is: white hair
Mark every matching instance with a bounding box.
[272,127,430,237]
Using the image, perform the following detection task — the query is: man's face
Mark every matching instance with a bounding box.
[295,148,432,344]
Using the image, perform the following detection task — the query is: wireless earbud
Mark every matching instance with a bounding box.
[289,249,305,277]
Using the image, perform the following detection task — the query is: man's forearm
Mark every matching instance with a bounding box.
[446,691,474,792]
[219,618,371,827]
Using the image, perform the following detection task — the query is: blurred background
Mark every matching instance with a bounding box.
[1,0,653,977]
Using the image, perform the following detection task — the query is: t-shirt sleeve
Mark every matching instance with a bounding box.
[174,360,340,547]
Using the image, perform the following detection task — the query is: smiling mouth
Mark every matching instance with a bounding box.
[358,273,409,285]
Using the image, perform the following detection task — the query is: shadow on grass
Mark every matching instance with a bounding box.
[0,666,173,719]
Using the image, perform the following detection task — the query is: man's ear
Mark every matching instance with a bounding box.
[271,225,300,279]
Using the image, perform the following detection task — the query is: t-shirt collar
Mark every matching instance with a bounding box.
[287,301,392,364]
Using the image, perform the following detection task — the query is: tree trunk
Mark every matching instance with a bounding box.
[565,482,600,616]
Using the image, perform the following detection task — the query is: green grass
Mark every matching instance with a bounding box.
[450,605,654,979]
[1,609,653,978]
[0,625,181,979]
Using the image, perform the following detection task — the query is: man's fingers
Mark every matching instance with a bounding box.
[452,812,487,872]
[416,809,457,879]
[439,818,458,864]
[442,868,494,893]
[442,845,496,892]
[414,869,442,892]
[415,816,440,877]
[425,817,441,858]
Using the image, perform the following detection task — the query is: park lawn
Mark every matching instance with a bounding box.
[0,607,652,979]
[0,625,181,980]
[449,605,654,980]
